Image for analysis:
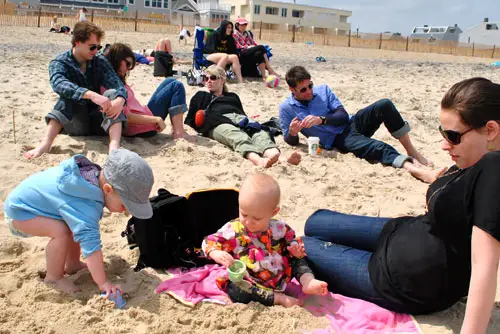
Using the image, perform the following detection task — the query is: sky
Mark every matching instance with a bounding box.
[288,0,500,34]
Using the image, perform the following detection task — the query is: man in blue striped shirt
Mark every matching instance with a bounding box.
[279,66,440,183]
[25,21,127,159]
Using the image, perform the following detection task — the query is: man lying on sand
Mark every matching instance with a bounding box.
[25,21,127,159]
[279,66,440,183]
[185,65,301,168]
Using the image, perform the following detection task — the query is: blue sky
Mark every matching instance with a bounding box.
[289,1,499,34]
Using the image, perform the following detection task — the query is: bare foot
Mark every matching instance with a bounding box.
[274,293,299,307]
[65,261,87,275]
[286,152,302,165]
[409,151,434,167]
[45,277,81,293]
[172,131,187,140]
[23,141,51,159]
[302,278,328,296]
[263,149,280,165]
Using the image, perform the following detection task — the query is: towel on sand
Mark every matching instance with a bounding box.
[155,264,420,333]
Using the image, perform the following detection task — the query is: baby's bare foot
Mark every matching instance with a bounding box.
[23,142,51,159]
[45,277,81,293]
[302,278,328,296]
[274,293,299,307]
[65,261,87,275]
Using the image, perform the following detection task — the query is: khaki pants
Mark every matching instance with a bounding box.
[209,113,277,157]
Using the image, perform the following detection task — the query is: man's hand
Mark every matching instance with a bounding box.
[155,117,166,132]
[105,98,125,120]
[88,92,111,112]
[289,117,303,136]
[98,280,122,299]
[301,115,322,129]
[209,250,235,267]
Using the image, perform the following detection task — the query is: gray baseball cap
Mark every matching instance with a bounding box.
[103,149,154,219]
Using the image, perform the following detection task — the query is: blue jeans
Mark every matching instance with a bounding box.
[334,99,411,168]
[147,78,187,120]
[303,209,403,311]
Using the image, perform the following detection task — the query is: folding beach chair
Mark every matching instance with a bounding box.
[193,27,214,70]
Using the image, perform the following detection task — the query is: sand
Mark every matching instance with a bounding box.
[0,26,499,333]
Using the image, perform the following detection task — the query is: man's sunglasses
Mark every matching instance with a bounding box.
[296,82,314,93]
[438,125,474,145]
[89,44,103,51]
[204,75,219,82]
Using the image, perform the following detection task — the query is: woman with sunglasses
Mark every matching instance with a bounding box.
[104,43,187,138]
[301,78,500,333]
[233,17,278,81]
[204,20,243,83]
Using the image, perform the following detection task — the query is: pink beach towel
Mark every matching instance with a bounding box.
[155,265,420,333]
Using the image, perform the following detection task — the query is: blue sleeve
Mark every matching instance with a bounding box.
[325,86,344,111]
[49,60,88,101]
[59,201,102,258]
[97,56,127,100]
[279,102,295,138]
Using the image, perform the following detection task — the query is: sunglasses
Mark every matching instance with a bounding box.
[124,59,134,70]
[438,125,474,145]
[89,44,103,51]
[296,82,314,93]
[204,75,219,82]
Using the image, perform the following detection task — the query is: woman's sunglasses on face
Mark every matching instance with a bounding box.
[297,82,314,93]
[204,75,219,82]
[438,125,474,145]
[89,44,103,51]
[125,59,134,70]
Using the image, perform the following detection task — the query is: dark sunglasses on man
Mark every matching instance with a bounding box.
[89,44,103,51]
[203,75,219,82]
[297,81,314,93]
[438,125,474,145]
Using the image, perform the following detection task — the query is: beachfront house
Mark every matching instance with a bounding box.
[459,18,500,46]
[410,24,462,43]
[9,0,231,26]
[219,0,352,36]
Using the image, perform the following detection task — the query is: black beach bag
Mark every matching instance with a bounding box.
[153,51,174,77]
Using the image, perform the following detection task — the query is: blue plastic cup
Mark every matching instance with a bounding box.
[101,290,126,309]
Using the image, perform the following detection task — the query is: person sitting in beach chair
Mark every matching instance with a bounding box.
[279,65,438,183]
[25,21,127,159]
[185,65,300,168]
[103,43,187,139]
[203,20,243,83]
[233,17,278,81]
[301,78,500,333]
[202,172,328,307]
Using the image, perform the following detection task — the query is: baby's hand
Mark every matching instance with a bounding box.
[287,240,306,258]
[209,250,235,267]
[99,280,122,299]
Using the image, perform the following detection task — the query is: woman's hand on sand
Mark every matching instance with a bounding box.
[99,280,122,299]
[155,117,166,132]
[209,250,235,267]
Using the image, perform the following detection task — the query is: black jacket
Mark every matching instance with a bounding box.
[204,20,237,55]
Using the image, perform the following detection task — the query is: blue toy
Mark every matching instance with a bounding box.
[101,290,126,309]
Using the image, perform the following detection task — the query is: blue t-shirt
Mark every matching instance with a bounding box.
[279,84,348,149]
[5,155,105,257]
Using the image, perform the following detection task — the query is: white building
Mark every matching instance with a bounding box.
[460,18,500,46]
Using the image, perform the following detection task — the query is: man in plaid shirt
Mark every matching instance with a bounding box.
[25,21,128,159]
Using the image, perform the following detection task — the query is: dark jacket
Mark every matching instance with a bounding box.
[204,20,237,55]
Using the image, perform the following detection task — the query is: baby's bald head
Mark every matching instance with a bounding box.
[239,172,280,212]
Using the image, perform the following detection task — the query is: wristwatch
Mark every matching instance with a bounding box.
[320,116,327,125]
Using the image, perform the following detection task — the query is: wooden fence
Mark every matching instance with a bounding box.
[0,8,498,60]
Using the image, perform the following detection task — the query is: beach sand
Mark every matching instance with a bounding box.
[0,26,499,333]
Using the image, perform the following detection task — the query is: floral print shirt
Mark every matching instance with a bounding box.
[202,219,297,291]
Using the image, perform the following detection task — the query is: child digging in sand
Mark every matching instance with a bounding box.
[4,149,154,296]
[202,172,328,307]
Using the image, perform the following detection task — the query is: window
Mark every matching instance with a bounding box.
[254,4,260,15]
[108,0,118,3]
[292,10,303,18]
[339,15,348,23]
[231,6,235,15]
[265,7,278,15]
[486,24,499,30]
[281,8,287,17]
[128,0,134,4]
[92,0,104,3]
[145,0,167,8]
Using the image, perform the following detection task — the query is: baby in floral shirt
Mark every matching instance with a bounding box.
[202,172,328,307]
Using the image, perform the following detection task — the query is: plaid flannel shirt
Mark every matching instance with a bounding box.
[49,49,127,102]
[233,30,257,50]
